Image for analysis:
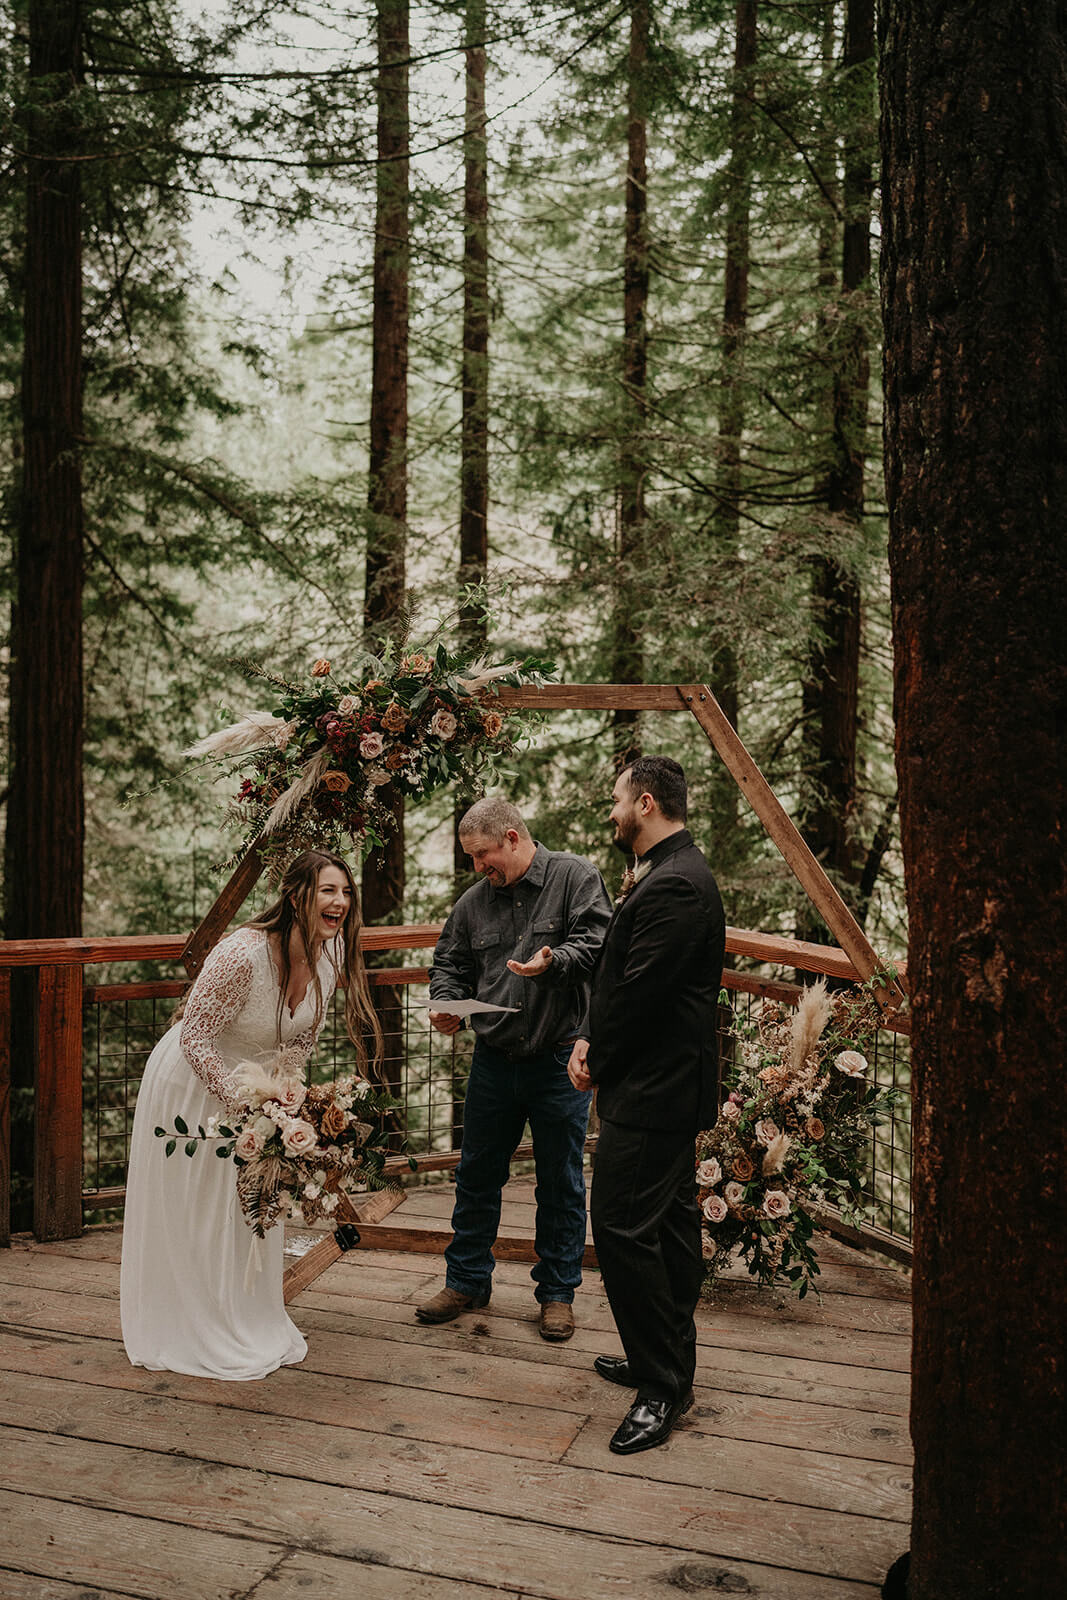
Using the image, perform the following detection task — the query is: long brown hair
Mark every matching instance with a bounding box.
[245,850,383,1075]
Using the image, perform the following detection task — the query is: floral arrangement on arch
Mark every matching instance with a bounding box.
[187,640,555,862]
[696,975,903,1297]
[156,1048,402,1237]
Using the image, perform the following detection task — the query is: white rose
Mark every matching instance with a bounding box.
[762,1190,792,1218]
[303,1182,322,1200]
[721,1101,742,1122]
[724,1181,745,1208]
[336,695,358,714]
[274,1080,307,1115]
[321,1192,339,1213]
[702,1193,728,1224]
[234,1127,262,1160]
[696,1158,722,1187]
[252,1115,276,1143]
[754,1118,781,1147]
[835,1049,868,1078]
[430,708,458,740]
[281,1118,318,1157]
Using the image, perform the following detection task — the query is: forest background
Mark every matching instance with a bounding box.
[1,0,899,958]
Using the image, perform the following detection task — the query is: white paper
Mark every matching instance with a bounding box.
[421,998,519,1018]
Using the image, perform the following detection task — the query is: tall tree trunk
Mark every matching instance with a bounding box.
[799,0,873,939]
[612,0,649,768]
[453,0,489,885]
[362,0,409,1101]
[6,0,85,1231]
[710,0,756,838]
[881,4,1067,1596]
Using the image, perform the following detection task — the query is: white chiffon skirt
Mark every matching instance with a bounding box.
[119,1024,307,1381]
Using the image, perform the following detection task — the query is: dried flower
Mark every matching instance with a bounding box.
[761,1133,791,1175]
[732,1153,755,1181]
[320,1102,347,1140]
[805,1117,825,1141]
[321,770,352,794]
[381,701,409,733]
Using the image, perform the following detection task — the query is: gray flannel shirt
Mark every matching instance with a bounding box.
[429,843,612,1058]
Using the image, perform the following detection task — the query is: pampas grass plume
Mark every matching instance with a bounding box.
[762,1132,791,1175]
[789,977,832,1074]
[185,710,288,759]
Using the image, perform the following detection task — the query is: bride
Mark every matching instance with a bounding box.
[120,850,383,1380]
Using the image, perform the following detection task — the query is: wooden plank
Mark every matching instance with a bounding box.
[0,1487,284,1600]
[34,965,83,1242]
[0,1428,895,1598]
[0,1373,909,1578]
[0,968,9,1249]
[494,683,689,711]
[282,1185,408,1302]
[680,685,909,1013]
[0,923,445,968]
[180,838,266,977]
[0,1574,146,1600]
[83,980,187,1003]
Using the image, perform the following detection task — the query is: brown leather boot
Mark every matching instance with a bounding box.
[539,1301,574,1341]
[414,1284,490,1324]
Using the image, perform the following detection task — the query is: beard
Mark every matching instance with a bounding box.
[612,812,639,856]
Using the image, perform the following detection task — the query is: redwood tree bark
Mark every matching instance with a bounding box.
[711,0,756,832]
[7,0,85,942]
[612,0,649,767]
[362,0,409,1096]
[800,0,874,937]
[881,4,1067,1594]
[5,0,85,1233]
[453,0,489,886]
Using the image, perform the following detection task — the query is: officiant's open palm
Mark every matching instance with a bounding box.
[506,945,554,977]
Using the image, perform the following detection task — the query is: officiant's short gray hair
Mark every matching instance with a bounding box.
[459,797,532,843]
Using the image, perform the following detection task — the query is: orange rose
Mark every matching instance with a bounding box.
[384,749,408,770]
[363,678,385,694]
[805,1117,826,1141]
[311,659,332,677]
[481,710,504,738]
[319,1102,347,1140]
[732,1153,755,1181]
[321,770,352,793]
[381,701,409,733]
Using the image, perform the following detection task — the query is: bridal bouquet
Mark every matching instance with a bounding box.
[156,1051,402,1238]
[696,976,903,1297]
[187,640,555,863]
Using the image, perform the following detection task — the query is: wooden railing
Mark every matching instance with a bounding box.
[0,925,909,1250]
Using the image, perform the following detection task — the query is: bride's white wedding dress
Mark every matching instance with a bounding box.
[120,926,337,1380]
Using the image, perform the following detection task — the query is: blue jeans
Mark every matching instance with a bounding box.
[445,1039,592,1304]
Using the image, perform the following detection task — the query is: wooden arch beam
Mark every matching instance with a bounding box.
[182,682,906,1013]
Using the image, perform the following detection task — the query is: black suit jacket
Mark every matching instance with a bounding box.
[586,829,726,1135]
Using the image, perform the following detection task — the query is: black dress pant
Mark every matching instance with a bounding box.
[590,1117,702,1404]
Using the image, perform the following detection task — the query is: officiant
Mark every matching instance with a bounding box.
[417,797,612,1341]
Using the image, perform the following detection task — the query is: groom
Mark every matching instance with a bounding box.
[569,755,725,1454]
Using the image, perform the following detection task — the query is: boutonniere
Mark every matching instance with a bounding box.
[614,857,652,906]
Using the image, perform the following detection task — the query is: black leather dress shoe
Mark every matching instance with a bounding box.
[593,1354,633,1386]
[608,1390,694,1455]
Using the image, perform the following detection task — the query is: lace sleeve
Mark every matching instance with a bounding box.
[179,936,255,1106]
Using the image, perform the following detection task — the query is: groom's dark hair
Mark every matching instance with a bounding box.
[622,755,688,822]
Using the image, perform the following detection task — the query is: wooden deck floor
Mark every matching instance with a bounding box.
[0,1174,912,1600]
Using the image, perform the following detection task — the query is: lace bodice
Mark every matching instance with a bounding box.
[179,927,339,1107]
